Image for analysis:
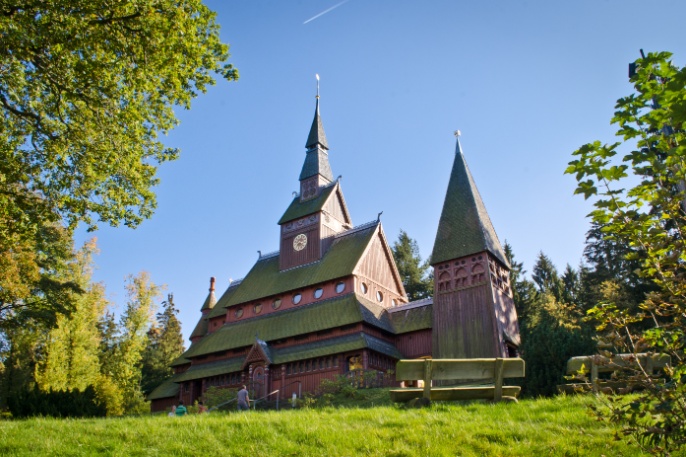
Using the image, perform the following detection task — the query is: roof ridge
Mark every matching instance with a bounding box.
[259,250,279,259]
[388,297,433,313]
[334,219,379,238]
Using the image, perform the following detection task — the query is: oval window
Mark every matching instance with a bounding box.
[335,281,345,293]
[360,282,368,294]
[376,291,384,302]
[272,298,282,310]
[392,299,397,307]
[234,308,243,318]
[292,293,302,305]
[254,303,262,314]
[314,288,323,299]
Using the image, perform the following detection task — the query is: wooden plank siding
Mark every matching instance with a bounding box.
[280,224,321,270]
[395,329,432,359]
[355,232,405,307]
[432,254,501,358]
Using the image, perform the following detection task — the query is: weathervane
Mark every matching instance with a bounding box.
[454,130,461,138]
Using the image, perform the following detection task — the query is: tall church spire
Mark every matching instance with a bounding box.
[299,74,333,196]
[431,132,509,267]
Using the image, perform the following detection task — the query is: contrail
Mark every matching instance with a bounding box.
[303,0,350,24]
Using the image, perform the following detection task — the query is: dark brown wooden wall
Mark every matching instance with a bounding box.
[395,329,432,359]
[432,254,502,358]
[280,225,321,270]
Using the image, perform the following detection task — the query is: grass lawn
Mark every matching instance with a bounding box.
[0,394,664,456]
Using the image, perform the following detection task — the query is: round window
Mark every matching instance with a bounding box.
[254,303,262,314]
[272,298,282,310]
[360,282,368,294]
[234,308,243,318]
[292,293,302,305]
[335,281,345,293]
[376,291,384,302]
[314,288,323,299]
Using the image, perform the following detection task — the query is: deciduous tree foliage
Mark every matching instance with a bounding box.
[566,51,686,453]
[0,0,238,237]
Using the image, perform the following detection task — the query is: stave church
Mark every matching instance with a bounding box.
[149,89,521,411]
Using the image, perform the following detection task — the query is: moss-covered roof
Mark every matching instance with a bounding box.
[223,222,378,308]
[147,378,180,400]
[200,289,217,312]
[180,292,393,359]
[273,333,403,364]
[170,355,191,367]
[278,181,337,225]
[174,357,245,383]
[388,301,433,334]
[208,280,242,319]
[190,317,209,340]
[431,140,509,267]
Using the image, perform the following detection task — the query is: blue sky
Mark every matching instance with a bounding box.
[75,0,686,343]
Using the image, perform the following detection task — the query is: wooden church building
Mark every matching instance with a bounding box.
[149,91,521,411]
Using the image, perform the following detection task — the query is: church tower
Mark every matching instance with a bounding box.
[430,133,520,359]
[278,82,352,270]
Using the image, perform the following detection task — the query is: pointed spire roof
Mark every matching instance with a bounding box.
[200,277,217,312]
[431,133,509,267]
[305,97,329,151]
[300,78,334,182]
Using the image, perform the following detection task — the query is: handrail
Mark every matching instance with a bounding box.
[208,397,237,412]
[252,389,280,410]
[280,380,302,399]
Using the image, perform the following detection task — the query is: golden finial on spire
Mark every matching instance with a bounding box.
[454,130,461,138]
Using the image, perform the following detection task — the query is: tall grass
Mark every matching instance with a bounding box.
[0,395,650,456]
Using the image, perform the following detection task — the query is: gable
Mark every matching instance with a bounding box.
[323,185,352,225]
[354,225,406,297]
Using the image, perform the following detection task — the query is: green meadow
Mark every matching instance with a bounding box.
[0,395,662,456]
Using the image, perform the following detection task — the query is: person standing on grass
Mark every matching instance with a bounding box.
[175,400,188,416]
[237,385,250,411]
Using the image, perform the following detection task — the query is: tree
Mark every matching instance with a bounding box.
[391,230,433,301]
[34,239,108,392]
[111,272,159,413]
[0,0,238,241]
[141,293,184,395]
[566,51,686,453]
[504,242,536,327]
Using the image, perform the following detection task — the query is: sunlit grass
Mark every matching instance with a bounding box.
[0,394,651,456]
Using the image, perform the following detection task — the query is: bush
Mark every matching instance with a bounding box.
[8,386,106,418]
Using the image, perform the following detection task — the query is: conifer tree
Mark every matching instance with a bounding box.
[34,240,107,392]
[391,230,433,301]
[141,293,184,394]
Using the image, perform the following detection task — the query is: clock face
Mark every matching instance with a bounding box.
[293,233,308,251]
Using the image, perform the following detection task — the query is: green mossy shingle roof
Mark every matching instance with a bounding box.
[431,141,509,267]
[300,149,334,182]
[147,378,180,400]
[389,301,433,334]
[278,181,338,224]
[173,357,245,383]
[180,292,393,359]
[208,281,242,319]
[170,355,190,367]
[305,98,329,150]
[222,222,378,308]
[273,332,403,364]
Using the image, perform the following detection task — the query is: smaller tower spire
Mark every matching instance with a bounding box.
[305,74,329,151]
[454,130,463,155]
